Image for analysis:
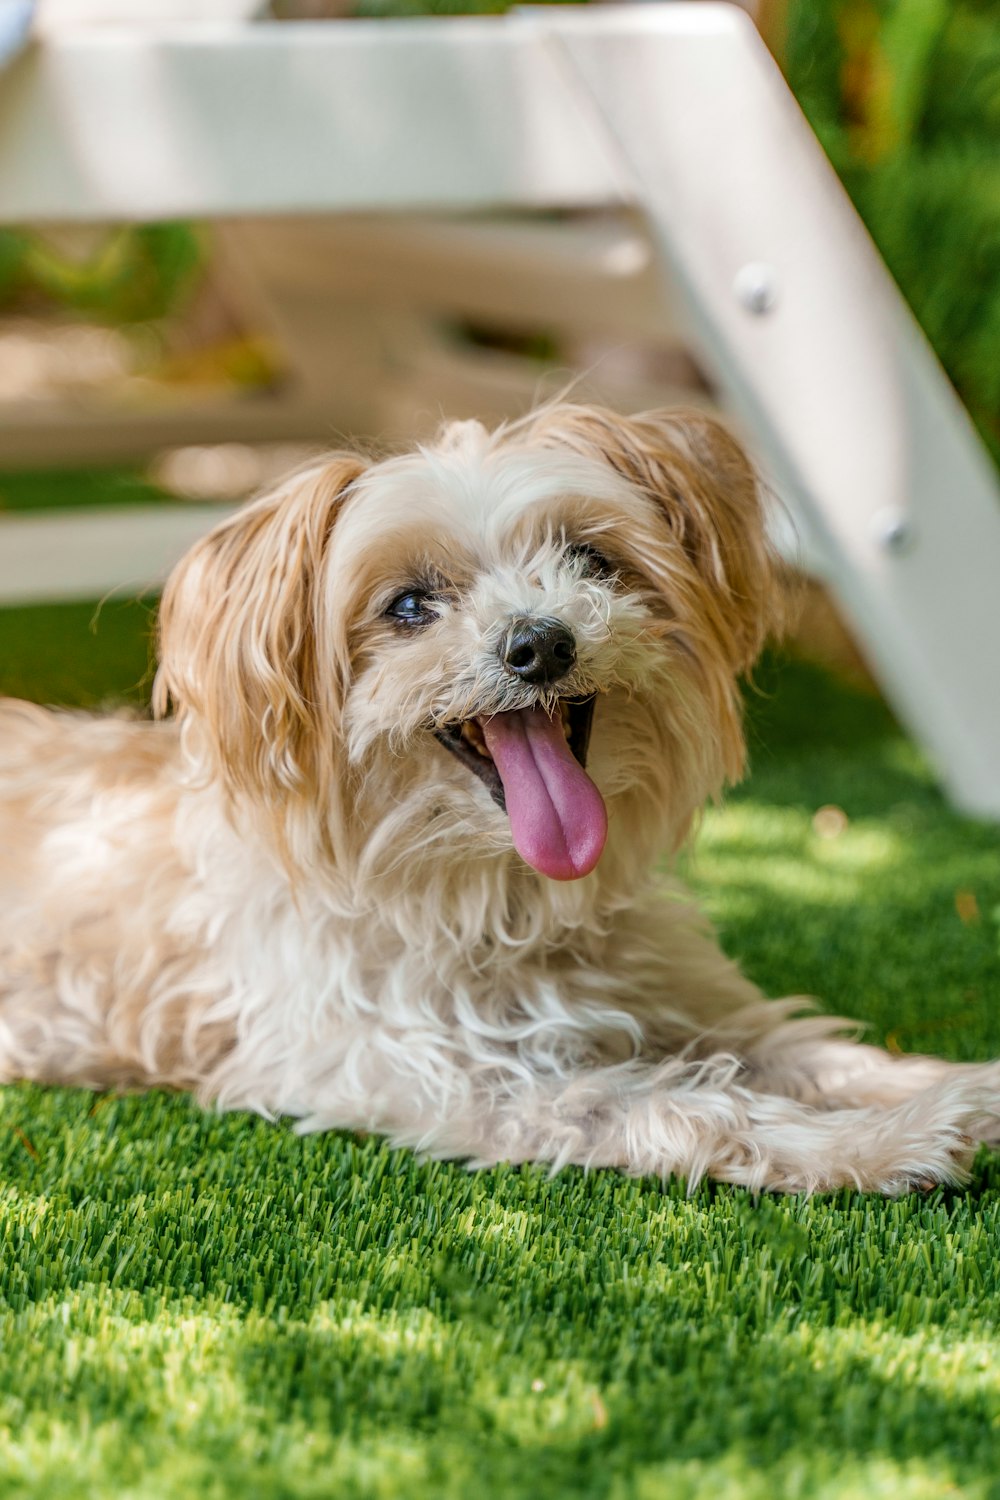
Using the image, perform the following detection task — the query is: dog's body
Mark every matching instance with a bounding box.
[1,406,996,1192]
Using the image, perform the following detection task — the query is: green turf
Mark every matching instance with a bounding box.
[2,590,1000,1498]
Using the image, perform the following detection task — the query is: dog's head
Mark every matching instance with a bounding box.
[155,405,777,893]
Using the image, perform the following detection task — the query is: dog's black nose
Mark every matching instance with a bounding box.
[502,617,577,685]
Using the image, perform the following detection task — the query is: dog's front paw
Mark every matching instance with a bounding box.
[841,1116,979,1197]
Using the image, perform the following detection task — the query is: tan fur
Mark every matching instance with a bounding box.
[1,405,997,1192]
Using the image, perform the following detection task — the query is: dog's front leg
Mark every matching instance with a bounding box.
[744,1027,1000,1123]
[439,1055,995,1194]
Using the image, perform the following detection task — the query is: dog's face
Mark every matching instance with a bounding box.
[156,405,777,893]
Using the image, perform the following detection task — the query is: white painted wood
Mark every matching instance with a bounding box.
[0,505,235,603]
[214,214,684,340]
[0,362,708,470]
[34,0,265,30]
[0,19,623,222]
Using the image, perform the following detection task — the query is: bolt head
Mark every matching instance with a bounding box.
[871,508,916,555]
[734,262,778,315]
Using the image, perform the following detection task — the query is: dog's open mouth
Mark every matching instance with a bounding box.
[434,697,594,808]
[434,697,608,882]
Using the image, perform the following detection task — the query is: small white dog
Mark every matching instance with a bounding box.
[1,404,997,1192]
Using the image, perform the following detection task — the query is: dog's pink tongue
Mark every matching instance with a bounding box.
[481,706,607,881]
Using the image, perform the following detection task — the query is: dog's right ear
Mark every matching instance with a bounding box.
[525,404,779,677]
[153,456,366,806]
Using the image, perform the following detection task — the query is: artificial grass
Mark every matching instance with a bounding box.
[2,592,1000,1497]
[2,2,999,1483]
[0,598,156,709]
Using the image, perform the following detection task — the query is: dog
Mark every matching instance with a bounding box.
[1,403,997,1193]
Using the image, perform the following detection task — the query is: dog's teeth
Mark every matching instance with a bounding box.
[460,710,569,755]
[461,719,492,759]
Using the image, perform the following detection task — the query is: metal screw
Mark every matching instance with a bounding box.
[734,262,778,315]
[871,508,916,555]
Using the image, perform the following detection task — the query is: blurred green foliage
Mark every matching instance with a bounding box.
[0,223,203,323]
[784,0,1000,464]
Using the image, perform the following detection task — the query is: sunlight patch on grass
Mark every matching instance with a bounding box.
[623,1452,983,1500]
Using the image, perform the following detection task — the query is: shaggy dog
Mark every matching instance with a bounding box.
[1,404,997,1192]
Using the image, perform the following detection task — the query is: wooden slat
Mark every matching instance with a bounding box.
[0,18,624,222]
[0,505,234,603]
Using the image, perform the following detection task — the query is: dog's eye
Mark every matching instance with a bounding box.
[568,543,616,579]
[386,590,434,625]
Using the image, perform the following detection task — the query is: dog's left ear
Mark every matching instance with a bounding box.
[154,456,366,805]
[528,405,779,674]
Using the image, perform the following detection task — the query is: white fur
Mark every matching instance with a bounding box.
[1,405,997,1194]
